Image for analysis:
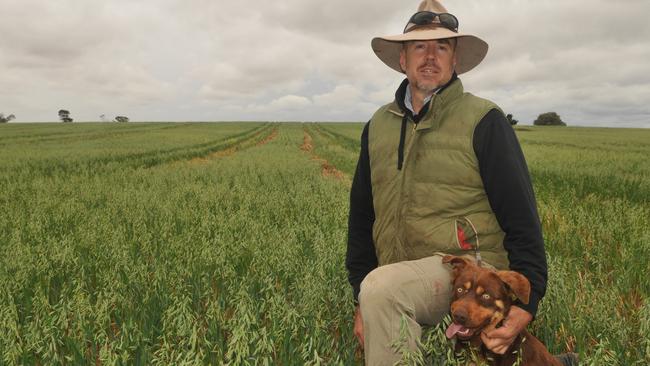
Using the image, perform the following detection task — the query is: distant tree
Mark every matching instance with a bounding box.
[58,109,73,123]
[0,113,15,123]
[114,116,129,123]
[100,114,109,122]
[506,113,518,126]
[534,112,566,126]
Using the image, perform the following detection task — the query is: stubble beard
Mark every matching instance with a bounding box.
[413,79,440,96]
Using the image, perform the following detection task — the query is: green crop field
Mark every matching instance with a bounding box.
[0,122,648,365]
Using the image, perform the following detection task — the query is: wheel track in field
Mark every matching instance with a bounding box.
[86,123,270,170]
[301,128,350,184]
[313,123,360,152]
[188,126,279,164]
[256,126,279,146]
[9,124,272,177]
[0,123,196,146]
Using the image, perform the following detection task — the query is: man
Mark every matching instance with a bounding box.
[345,1,576,364]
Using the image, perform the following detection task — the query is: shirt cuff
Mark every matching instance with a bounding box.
[514,290,542,319]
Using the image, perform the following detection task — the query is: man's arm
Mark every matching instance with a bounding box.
[346,122,378,303]
[473,109,548,317]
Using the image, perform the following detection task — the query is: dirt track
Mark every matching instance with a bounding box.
[301,130,348,182]
[189,127,278,164]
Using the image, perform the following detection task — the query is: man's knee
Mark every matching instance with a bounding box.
[359,267,389,308]
[358,256,455,324]
[359,265,411,313]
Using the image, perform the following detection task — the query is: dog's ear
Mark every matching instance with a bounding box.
[442,255,472,271]
[442,255,469,268]
[496,271,531,304]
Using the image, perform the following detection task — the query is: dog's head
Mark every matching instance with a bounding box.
[442,255,530,340]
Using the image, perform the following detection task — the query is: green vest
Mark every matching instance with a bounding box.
[368,79,509,269]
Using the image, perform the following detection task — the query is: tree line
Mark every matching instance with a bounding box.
[508,112,566,126]
[59,110,130,123]
[0,113,15,123]
[1,111,132,123]
[2,110,566,126]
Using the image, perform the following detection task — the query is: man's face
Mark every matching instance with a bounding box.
[399,39,457,94]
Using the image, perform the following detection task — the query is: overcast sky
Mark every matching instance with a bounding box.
[1,0,649,127]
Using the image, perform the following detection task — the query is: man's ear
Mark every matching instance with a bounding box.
[399,46,407,73]
[448,37,458,68]
[496,271,531,304]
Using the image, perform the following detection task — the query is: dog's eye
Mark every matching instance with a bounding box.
[482,293,491,300]
[456,287,464,293]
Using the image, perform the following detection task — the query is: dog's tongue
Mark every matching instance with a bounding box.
[445,323,468,339]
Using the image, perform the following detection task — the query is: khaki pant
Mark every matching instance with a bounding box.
[359,255,453,366]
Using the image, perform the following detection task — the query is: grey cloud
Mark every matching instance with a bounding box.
[263,0,408,44]
[454,0,650,126]
[194,32,313,100]
[0,1,126,67]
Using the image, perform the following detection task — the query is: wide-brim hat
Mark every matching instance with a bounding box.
[372,0,488,74]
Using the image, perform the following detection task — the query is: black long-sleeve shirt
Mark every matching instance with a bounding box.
[346,79,548,317]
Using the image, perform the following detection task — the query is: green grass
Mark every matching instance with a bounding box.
[0,122,648,365]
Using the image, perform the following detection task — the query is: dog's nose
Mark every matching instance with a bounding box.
[452,309,468,325]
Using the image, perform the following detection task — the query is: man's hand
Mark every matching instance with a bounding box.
[354,305,364,348]
[480,306,532,354]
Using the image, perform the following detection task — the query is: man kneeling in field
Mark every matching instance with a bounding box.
[345,1,576,364]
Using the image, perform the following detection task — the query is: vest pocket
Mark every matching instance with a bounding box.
[455,217,479,252]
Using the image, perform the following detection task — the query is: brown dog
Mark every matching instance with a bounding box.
[442,255,562,366]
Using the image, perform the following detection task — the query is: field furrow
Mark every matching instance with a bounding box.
[299,128,349,184]
[0,123,269,178]
[187,126,279,164]
[302,124,358,176]
[0,123,197,146]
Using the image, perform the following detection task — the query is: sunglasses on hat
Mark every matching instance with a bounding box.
[404,11,459,33]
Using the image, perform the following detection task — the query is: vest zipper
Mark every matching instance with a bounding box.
[397,115,408,170]
[398,115,421,171]
[396,95,432,255]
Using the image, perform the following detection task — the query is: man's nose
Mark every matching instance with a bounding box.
[425,48,437,60]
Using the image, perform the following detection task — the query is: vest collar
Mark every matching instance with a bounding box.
[418,77,464,131]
